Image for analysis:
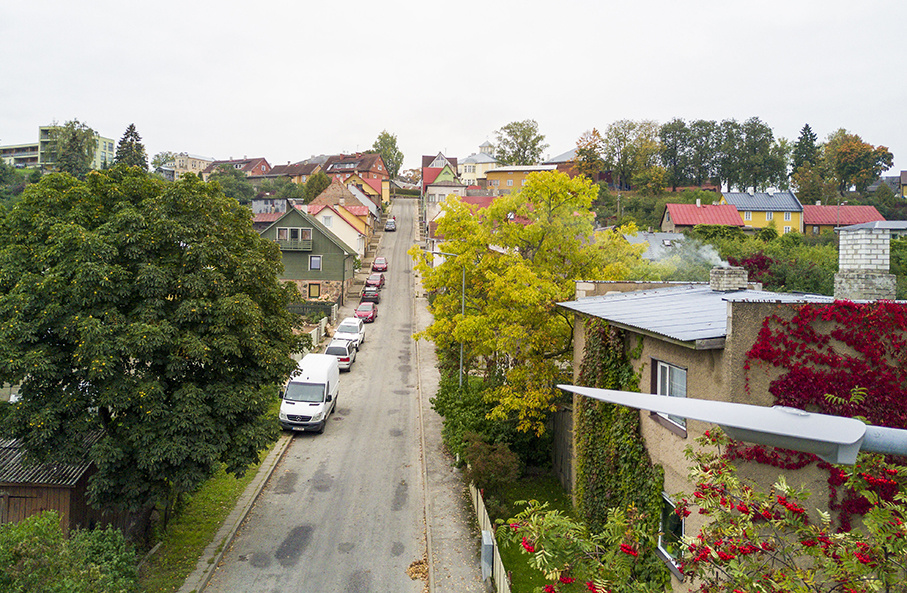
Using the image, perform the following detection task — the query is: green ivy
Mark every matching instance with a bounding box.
[574,318,669,587]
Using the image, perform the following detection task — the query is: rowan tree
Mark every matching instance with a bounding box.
[0,166,303,519]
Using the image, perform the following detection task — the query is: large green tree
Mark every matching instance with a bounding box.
[303,170,331,202]
[410,171,652,433]
[688,119,719,186]
[208,164,256,204]
[371,130,404,179]
[46,119,98,178]
[0,166,303,518]
[659,118,691,191]
[493,119,549,166]
[114,123,148,170]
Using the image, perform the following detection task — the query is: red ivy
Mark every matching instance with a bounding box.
[742,301,907,529]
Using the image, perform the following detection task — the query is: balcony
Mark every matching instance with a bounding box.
[276,239,313,251]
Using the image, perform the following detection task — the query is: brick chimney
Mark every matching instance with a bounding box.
[834,227,896,300]
[710,266,749,291]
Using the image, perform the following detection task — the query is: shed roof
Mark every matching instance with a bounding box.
[803,205,884,226]
[0,433,102,487]
[559,284,833,346]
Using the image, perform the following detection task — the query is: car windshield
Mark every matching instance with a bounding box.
[285,382,325,403]
[337,323,359,333]
[326,346,349,356]
[357,304,373,311]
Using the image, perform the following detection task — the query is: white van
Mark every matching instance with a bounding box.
[279,353,340,433]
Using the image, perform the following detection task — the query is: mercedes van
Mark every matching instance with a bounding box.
[279,353,339,433]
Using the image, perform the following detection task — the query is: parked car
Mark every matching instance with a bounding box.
[385,219,396,232]
[324,339,357,371]
[361,285,381,303]
[365,273,385,289]
[355,301,378,322]
[333,317,366,350]
[372,257,388,272]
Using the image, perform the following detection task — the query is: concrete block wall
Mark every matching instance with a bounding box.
[838,228,890,272]
[710,266,749,291]
[834,271,897,301]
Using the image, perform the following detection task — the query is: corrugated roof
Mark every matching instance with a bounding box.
[560,285,833,345]
[722,191,802,212]
[664,203,744,227]
[838,220,907,231]
[0,433,102,487]
[803,205,884,226]
[488,165,557,173]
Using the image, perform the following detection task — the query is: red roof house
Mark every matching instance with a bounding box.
[661,203,744,232]
[803,205,885,235]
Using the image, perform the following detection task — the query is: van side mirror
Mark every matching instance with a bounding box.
[326,394,333,402]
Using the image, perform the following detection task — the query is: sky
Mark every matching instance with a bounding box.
[2,0,905,174]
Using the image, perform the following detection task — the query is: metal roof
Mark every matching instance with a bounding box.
[560,285,833,346]
[838,220,907,231]
[722,191,802,212]
[0,433,102,487]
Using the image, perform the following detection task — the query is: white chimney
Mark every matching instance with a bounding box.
[696,198,701,207]
[710,266,749,291]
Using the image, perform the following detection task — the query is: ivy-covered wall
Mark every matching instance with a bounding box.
[574,317,669,586]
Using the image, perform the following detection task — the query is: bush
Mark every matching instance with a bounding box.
[462,432,520,493]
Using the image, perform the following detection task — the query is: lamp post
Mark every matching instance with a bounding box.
[557,385,907,465]
[430,250,466,387]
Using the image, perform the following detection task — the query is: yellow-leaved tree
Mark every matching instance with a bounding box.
[410,171,654,434]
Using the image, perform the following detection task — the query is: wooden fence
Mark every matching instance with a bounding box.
[469,483,512,593]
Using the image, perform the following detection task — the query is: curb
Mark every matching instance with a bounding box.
[178,433,294,593]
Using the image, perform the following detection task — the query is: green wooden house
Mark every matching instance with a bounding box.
[259,206,357,302]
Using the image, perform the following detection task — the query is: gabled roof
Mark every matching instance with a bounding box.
[311,179,357,205]
[343,205,370,217]
[461,152,498,165]
[664,203,744,227]
[322,153,386,176]
[253,212,284,224]
[559,285,833,345]
[460,195,498,210]
[361,176,382,195]
[722,191,802,212]
[838,220,907,232]
[267,162,319,177]
[306,203,365,234]
[545,148,577,164]
[803,205,885,226]
[422,153,458,169]
[261,207,356,255]
[422,167,443,186]
[202,157,271,176]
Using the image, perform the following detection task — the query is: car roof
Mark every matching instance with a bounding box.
[339,317,361,325]
[326,339,352,348]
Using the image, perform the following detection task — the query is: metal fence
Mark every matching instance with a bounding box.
[287,301,338,325]
[469,483,511,593]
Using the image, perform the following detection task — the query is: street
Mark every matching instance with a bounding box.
[205,201,426,593]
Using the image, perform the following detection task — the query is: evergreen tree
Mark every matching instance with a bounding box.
[114,123,148,170]
[791,123,818,173]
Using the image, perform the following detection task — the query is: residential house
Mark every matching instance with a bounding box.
[345,184,381,224]
[168,152,215,180]
[485,164,558,195]
[458,142,499,186]
[307,203,369,258]
[259,208,356,302]
[252,212,283,233]
[866,175,900,194]
[901,171,907,197]
[1,125,116,170]
[250,195,290,215]
[311,179,380,220]
[344,173,385,206]
[263,162,321,185]
[201,157,271,181]
[660,202,744,233]
[802,204,884,235]
[322,153,389,184]
[718,191,804,234]
[557,226,901,586]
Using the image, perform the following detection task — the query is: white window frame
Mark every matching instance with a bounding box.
[784,226,791,234]
[323,215,333,228]
[309,255,322,271]
[766,211,773,221]
[784,211,792,221]
[656,361,687,428]
[658,493,684,565]
[744,211,751,221]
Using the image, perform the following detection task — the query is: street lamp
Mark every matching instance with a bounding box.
[557,385,907,465]
[430,250,466,387]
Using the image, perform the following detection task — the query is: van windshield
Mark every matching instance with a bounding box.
[337,323,358,333]
[285,382,325,403]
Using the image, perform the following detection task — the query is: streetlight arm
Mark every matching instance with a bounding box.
[556,385,892,465]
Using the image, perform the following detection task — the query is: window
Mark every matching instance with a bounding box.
[656,361,687,428]
[784,226,791,233]
[784,211,792,221]
[507,179,513,186]
[659,494,684,565]
[323,215,333,227]
[766,211,773,220]
[813,226,820,234]
[308,283,320,298]
[309,255,322,271]
[744,211,751,221]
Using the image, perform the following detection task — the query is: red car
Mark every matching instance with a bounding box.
[355,301,378,322]
[365,273,385,289]
[371,257,388,272]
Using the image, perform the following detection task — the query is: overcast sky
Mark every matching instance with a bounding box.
[2,0,905,174]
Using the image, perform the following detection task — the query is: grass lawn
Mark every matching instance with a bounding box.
[137,449,270,593]
[490,473,574,593]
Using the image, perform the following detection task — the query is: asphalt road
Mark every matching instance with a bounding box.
[205,201,426,593]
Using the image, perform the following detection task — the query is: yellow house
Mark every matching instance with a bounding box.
[485,164,558,195]
[718,191,804,234]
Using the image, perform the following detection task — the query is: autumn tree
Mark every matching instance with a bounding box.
[114,123,148,170]
[493,119,549,166]
[835,136,893,193]
[0,166,303,520]
[46,119,98,178]
[410,171,652,433]
[573,128,606,180]
[371,129,404,179]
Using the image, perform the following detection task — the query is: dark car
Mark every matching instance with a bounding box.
[355,301,378,322]
[365,273,385,289]
[371,257,388,272]
[361,285,381,303]
[385,219,396,232]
